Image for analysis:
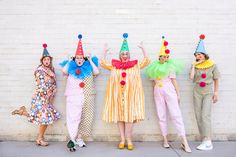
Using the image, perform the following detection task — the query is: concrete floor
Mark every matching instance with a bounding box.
[0,141,236,157]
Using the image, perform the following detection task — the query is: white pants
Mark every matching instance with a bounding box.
[66,95,84,141]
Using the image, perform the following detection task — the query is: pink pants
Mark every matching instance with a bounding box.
[66,95,84,141]
[154,82,186,137]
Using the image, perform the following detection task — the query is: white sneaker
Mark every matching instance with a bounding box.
[196,141,213,150]
[74,139,86,148]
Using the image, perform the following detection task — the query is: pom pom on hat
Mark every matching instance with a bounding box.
[123,33,128,38]
[162,36,165,39]
[78,34,82,39]
[199,34,205,40]
[43,43,47,48]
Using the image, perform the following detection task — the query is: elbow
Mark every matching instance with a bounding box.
[93,70,100,76]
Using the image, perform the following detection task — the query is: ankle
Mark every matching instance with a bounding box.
[126,138,132,144]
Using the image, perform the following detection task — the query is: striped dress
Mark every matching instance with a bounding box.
[101,57,150,123]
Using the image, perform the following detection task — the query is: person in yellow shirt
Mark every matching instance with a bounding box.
[101,33,150,150]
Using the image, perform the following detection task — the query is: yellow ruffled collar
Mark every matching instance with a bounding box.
[195,59,215,69]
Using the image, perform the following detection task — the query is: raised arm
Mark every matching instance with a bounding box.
[138,42,150,69]
[100,44,113,70]
[87,55,100,75]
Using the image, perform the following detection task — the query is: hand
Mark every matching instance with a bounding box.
[192,60,204,66]
[104,43,110,54]
[87,53,92,61]
[67,54,74,60]
[213,92,218,103]
[137,41,144,50]
[177,95,180,104]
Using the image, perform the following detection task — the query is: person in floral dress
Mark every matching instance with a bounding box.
[12,43,61,146]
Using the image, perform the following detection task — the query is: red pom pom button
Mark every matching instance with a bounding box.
[120,80,126,86]
[165,49,170,54]
[76,69,81,75]
[201,73,207,79]
[199,82,206,88]
[164,41,168,46]
[43,43,47,48]
[79,82,85,88]
[121,72,126,78]
[199,34,205,40]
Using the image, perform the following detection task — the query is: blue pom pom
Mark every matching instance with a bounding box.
[162,36,165,39]
[78,34,82,39]
[123,33,128,38]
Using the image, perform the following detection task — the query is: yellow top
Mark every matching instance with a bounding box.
[194,59,215,69]
[101,57,150,123]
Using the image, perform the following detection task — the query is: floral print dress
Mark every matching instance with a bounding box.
[28,65,61,125]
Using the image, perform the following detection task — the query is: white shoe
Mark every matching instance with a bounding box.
[74,139,86,148]
[196,141,213,150]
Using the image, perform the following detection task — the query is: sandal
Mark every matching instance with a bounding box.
[11,106,27,115]
[181,143,192,153]
[36,138,49,146]
[163,142,170,148]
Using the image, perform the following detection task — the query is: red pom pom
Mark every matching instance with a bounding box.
[201,73,207,79]
[199,82,206,88]
[199,34,205,40]
[43,43,47,48]
[79,82,85,88]
[121,72,126,78]
[120,80,126,86]
[164,41,168,46]
[76,69,81,75]
[165,49,170,54]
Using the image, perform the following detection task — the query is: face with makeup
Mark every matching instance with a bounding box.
[119,51,130,62]
[159,55,169,64]
[194,52,206,62]
[75,55,85,66]
[42,56,52,67]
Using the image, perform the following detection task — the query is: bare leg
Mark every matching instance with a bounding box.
[181,136,192,153]
[125,122,134,150]
[12,106,29,117]
[163,135,170,148]
[117,121,125,144]
[36,125,49,146]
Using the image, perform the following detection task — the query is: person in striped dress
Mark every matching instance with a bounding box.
[101,33,150,150]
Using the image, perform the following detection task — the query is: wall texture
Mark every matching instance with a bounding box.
[0,0,236,141]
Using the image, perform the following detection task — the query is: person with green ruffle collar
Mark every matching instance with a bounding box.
[145,36,191,153]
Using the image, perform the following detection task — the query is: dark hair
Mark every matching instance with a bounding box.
[158,55,169,61]
[39,56,55,72]
[72,56,88,61]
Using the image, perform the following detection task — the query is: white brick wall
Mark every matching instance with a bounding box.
[1,0,236,141]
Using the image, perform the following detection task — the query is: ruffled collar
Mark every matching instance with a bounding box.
[112,59,138,70]
[59,56,99,80]
[195,59,215,69]
[145,59,184,79]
